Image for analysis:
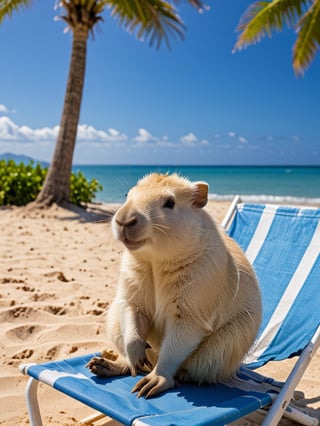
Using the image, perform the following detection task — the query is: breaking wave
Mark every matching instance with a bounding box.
[209,193,320,205]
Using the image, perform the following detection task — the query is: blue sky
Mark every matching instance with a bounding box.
[0,0,319,165]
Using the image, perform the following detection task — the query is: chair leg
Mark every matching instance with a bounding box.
[25,378,43,426]
[262,340,317,426]
[79,412,106,425]
[283,404,319,426]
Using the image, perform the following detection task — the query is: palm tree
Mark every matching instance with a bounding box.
[0,0,203,206]
[234,0,320,76]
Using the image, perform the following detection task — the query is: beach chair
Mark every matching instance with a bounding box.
[20,197,320,426]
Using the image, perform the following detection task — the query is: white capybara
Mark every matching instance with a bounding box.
[87,173,261,398]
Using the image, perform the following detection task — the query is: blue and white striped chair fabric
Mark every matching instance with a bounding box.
[227,203,320,369]
[20,200,320,426]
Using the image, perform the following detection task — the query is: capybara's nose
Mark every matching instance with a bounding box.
[116,215,137,228]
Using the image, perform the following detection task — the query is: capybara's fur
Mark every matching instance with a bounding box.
[87,173,261,398]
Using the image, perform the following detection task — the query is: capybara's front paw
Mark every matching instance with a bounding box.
[131,370,175,398]
[86,356,115,377]
[126,338,152,376]
[86,356,129,377]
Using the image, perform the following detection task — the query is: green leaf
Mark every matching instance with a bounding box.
[293,0,320,74]
[0,160,102,206]
[0,0,32,24]
[234,0,310,50]
[108,0,189,48]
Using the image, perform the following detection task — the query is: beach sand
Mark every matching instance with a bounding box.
[0,200,319,425]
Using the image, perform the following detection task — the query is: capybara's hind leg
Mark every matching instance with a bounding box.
[180,310,259,384]
[86,350,130,378]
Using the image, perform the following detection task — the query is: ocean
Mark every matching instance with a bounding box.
[74,165,320,205]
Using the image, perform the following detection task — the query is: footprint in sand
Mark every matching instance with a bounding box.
[12,348,34,360]
[86,309,104,316]
[0,299,16,308]
[1,306,36,321]
[43,271,69,282]
[68,345,78,355]
[5,324,43,342]
[46,345,59,360]
[17,285,35,292]
[96,301,109,309]
[43,305,68,316]
[1,277,25,284]
[30,292,56,302]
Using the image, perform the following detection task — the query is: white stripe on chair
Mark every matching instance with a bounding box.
[244,205,276,264]
[37,368,89,387]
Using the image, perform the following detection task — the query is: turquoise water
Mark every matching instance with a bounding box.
[74,165,320,204]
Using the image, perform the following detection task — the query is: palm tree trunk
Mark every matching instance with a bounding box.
[35,27,88,206]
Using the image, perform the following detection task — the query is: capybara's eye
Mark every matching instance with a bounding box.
[163,198,175,209]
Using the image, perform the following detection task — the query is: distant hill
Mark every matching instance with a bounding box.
[0,152,49,167]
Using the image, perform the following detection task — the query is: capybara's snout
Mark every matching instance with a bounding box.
[113,204,149,250]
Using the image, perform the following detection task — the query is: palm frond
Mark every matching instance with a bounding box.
[0,0,32,23]
[108,0,188,48]
[172,0,204,11]
[234,0,311,51]
[293,0,320,75]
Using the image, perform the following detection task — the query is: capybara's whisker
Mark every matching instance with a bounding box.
[153,223,169,235]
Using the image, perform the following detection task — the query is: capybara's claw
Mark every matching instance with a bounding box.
[132,372,174,398]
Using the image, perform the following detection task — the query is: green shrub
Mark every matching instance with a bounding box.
[0,159,103,207]
[70,170,103,206]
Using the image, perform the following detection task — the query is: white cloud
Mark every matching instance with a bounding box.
[20,124,59,140]
[133,128,158,144]
[77,124,127,142]
[133,129,209,148]
[0,116,16,139]
[238,136,248,144]
[0,116,23,140]
[0,104,8,114]
[0,116,59,141]
[228,131,248,144]
[180,132,209,147]
[0,117,127,144]
[180,132,198,144]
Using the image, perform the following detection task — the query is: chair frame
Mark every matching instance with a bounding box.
[20,196,320,426]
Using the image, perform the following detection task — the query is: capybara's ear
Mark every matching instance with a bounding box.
[191,182,208,208]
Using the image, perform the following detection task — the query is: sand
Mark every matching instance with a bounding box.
[0,200,319,426]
